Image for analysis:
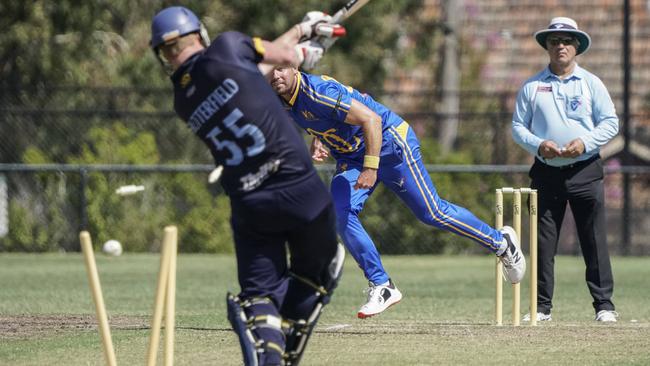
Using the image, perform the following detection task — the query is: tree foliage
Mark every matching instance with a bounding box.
[0,1,515,254]
[1,0,423,89]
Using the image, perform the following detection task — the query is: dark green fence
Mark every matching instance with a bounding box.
[1,164,648,255]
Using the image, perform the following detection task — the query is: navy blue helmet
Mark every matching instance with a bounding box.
[150,6,210,49]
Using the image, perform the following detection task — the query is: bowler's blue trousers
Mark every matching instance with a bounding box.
[331,122,504,285]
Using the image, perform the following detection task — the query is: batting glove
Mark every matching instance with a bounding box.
[297,11,333,41]
[295,40,325,70]
[314,23,346,39]
[313,24,346,51]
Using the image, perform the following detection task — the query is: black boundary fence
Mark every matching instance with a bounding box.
[1,163,648,256]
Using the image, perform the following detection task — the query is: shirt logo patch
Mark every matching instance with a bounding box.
[537,85,552,92]
[186,85,196,98]
[306,127,361,153]
[570,98,582,111]
[180,73,192,88]
[301,110,317,121]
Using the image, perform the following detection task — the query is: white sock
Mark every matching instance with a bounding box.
[495,240,507,256]
[377,280,390,287]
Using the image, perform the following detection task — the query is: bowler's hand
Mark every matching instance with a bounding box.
[560,138,585,158]
[354,168,377,190]
[538,140,562,159]
[310,137,329,162]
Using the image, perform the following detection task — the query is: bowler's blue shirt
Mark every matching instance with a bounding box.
[511,64,619,166]
[284,72,404,162]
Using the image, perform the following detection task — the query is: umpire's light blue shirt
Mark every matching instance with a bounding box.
[511,64,619,167]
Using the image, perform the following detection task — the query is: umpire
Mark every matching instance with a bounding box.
[511,17,619,322]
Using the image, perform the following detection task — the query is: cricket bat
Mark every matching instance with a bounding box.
[331,0,372,24]
[316,0,372,50]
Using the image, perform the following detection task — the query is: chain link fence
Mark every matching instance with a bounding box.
[1,165,648,255]
[1,87,649,255]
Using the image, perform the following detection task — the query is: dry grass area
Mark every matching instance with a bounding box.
[0,315,149,339]
[1,254,649,365]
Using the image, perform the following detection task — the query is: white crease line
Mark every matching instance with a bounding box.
[322,324,351,331]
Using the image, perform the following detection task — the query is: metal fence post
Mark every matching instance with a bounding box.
[0,174,7,238]
[79,168,88,235]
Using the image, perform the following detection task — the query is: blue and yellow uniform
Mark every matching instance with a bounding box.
[285,72,507,285]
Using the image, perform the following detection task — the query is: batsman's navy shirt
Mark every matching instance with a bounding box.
[170,31,330,218]
[171,33,313,192]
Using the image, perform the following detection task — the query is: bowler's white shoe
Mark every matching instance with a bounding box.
[595,310,618,322]
[357,280,402,319]
[498,226,526,284]
[523,312,552,322]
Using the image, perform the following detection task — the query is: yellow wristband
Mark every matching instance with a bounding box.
[363,155,380,169]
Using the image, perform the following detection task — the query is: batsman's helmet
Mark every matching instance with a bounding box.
[150,6,210,50]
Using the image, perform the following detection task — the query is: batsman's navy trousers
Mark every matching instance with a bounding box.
[331,122,505,285]
[530,155,615,314]
[230,172,338,319]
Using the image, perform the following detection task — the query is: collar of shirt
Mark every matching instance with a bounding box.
[286,72,303,106]
[541,63,586,82]
[170,51,204,82]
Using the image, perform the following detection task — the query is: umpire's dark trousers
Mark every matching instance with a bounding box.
[529,155,615,315]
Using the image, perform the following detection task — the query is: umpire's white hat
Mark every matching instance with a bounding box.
[534,17,591,55]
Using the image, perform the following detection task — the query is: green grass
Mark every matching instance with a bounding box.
[1,253,649,365]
